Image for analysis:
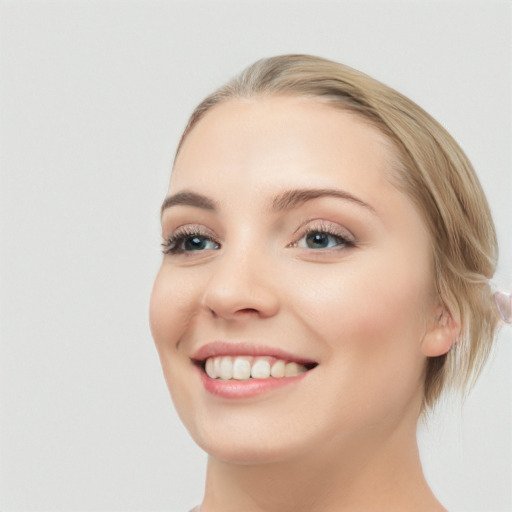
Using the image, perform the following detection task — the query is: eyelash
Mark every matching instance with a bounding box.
[161,225,220,255]
[161,222,355,255]
[289,222,355,250]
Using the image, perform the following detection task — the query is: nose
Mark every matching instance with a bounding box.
[201,246,280,321]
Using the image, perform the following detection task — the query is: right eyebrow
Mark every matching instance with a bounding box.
[160,191,217,217]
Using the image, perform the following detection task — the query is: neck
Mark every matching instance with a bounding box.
[199,412,445,512]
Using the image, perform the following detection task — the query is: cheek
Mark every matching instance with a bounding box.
[149,266,199,356]
[299,271,429,425]
[293,260,430,340]
[149,266,201,423]
[287,254,432,394]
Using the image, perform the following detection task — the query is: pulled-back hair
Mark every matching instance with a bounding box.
[175,54,499,409]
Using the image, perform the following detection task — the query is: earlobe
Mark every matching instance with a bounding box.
[421,305,461,357]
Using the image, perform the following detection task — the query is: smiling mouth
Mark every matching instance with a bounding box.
[194,356,318,381]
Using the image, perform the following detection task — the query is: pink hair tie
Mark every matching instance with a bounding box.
[493,290,512,324]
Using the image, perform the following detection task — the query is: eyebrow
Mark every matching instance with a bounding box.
[161,191,217,217]
[271,188,376,213]
[160,187,376,217]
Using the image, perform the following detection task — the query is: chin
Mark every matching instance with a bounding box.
[197,436,300,466]
[184,413,313,466]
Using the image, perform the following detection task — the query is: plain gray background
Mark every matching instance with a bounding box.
[0,1,511,511]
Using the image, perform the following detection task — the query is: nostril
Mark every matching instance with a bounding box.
[208,307,260,318]
[201,275,280,320]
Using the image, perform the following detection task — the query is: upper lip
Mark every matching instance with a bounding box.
[191,341,318,366]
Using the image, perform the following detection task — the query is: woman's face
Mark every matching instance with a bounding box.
[150,96,440,464]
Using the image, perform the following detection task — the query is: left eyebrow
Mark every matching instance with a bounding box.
[271,188,376,214]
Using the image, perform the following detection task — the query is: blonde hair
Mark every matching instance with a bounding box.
[176,54,499,409]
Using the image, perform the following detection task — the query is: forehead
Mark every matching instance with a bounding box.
[166,95,430,256]
[168,96,415,228]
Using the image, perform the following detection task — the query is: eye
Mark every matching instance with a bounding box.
[302,231,344,249]
[290,222,355,251]
[162,226,220,255]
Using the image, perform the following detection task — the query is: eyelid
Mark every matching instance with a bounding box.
[291,219,356,246]
[161,219,355,255]
[161,224,220,255]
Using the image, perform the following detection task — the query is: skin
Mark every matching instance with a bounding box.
[150,96,458,512]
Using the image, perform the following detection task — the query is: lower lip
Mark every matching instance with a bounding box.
[196,366,309,399]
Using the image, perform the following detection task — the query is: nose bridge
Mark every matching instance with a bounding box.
[201,231,279,319]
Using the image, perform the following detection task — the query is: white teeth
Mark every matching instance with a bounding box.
[233,357,251,380]
[205,358,215,378]
[284,362,306,377]
[270,360,285,378]
[251,359,271,379]
[219,356,233,380]
[203,356,310,380]
[213,357,222,376]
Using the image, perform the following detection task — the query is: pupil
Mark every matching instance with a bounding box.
[307,232,328,248]
[185,236,206,251]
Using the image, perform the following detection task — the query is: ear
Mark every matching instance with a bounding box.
[421,303,461,357]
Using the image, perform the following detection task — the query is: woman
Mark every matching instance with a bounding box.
[150,55,501,512]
